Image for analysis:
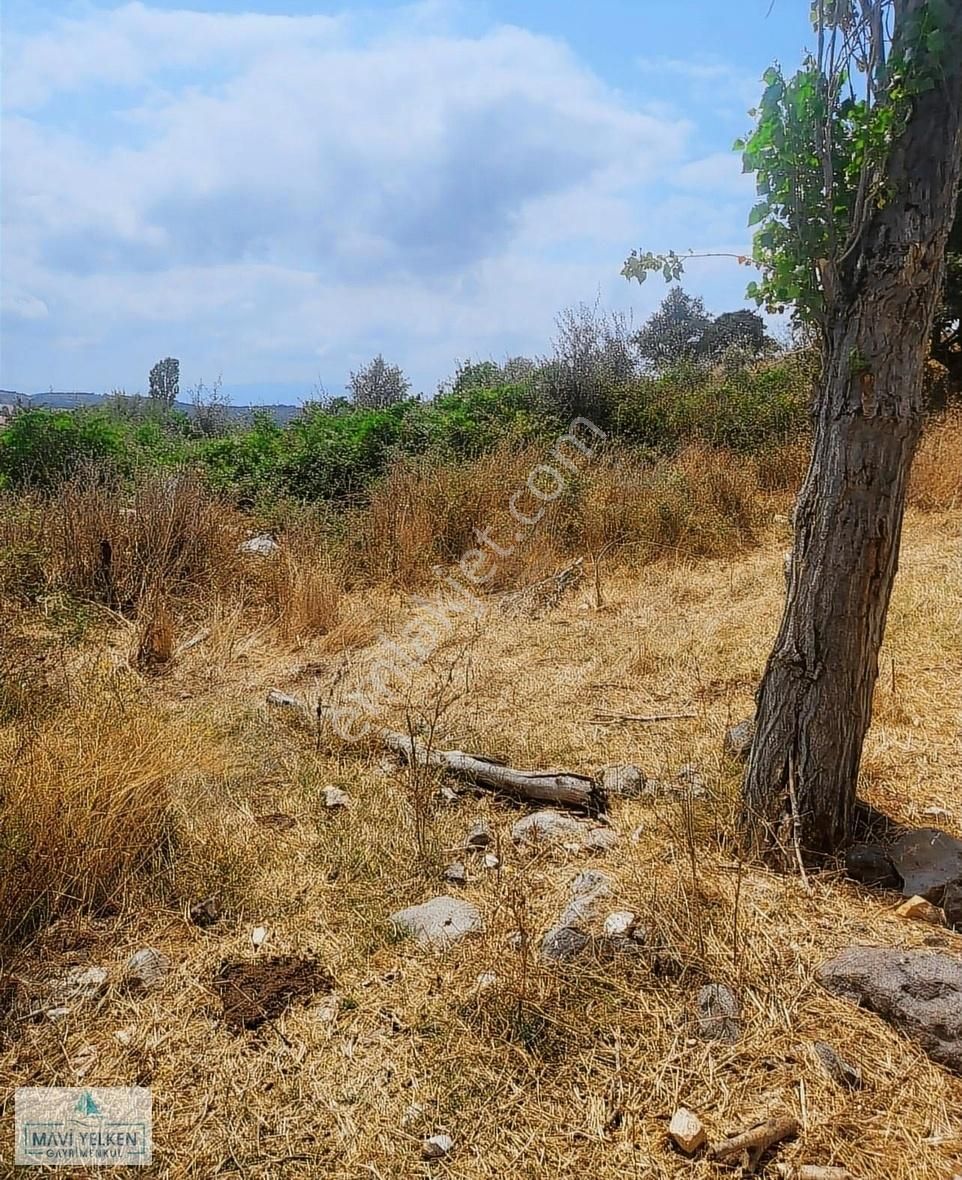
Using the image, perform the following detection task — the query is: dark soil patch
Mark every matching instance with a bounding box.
[212,954,333,1031]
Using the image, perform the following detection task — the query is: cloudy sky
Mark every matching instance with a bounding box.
[1,0,811,403]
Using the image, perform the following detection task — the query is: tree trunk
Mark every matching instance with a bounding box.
[744,7,962,863]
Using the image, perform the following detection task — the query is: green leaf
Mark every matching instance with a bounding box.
[748,201,771,227]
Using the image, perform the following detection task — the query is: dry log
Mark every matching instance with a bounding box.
[777,1167,855,1180]
[709,1115,799,1166]
[265,691,604,812]
[592,711,696,724]
[382,729,603,812]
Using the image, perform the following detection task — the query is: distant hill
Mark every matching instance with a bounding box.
[0,390,304,425]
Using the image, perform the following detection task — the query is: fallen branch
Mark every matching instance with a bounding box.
[592,711,696,724]
[266,690,604,812]
[382,729,603,812]
[777,1167,856,1180]
[709,1115,799,1167]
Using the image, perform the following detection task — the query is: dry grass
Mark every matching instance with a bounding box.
[1,423,961,1178]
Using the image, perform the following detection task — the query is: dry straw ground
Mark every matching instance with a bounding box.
[0,417,960,1178]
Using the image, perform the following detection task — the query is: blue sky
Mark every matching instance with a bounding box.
[1,0,813,403]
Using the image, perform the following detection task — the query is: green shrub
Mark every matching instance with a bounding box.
[0,410,129,492]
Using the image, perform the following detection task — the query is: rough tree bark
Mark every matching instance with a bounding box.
[744,3,962,863]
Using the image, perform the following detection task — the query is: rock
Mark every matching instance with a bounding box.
[888,827,962,902]
[422,1134,454,1160]
[896,895,943,924]
[812,1041,862,1089]
[629,825,646,844]
[541,870,613,962]
[583,827,620,854]
[45,1007,72,1023]
[723,719,755,762]
[602,910,647,952]
[189,897,221,928]
[942,880,962,931]
[61,966,108,1002]
[322,786,351,809]
[541,925,590,961]
[124,948,170,993]
[250,925,270,948]
[844,843,901,889]
[818,947,962,1073]
[598,764,649,798]
[482,852,500,870]
[511,810,585,846]
[437,786,459,804]
[239,533,278,557]
[443,861,468,887]
[695,982,740,1043]
[464,821,492,852]
[389,896,482,949]
[676,764,708,798]
[669,1107,706,1154]
[475,971,498,990]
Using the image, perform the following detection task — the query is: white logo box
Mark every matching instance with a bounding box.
[16,1087,152,1167]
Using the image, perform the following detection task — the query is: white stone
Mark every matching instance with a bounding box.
[390,896,482,949]
[422,1134,454,1160]
[323,786,351,809]
[239,534,278,557]
[125,948,170,992]
[669,1107,706,1154]
[512,810,585,846]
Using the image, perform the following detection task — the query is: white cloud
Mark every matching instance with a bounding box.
[1,5,758,394]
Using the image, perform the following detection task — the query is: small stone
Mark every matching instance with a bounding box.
[598,764,649,798]
[541,924,589,961]
[438,786,459,804]
[45,1007,71,1023]
[443,861,468,886]
[189,897,221,928]
[844,844,901,889]
[422,1134,454,1160]
[942,880,962,931]
[113,1026,136,1046]
[812,1041,862,1089]
[239,533,278,556]
[583,827,620,854]
[62,966,108,1002]
[629,825,646,844]
[896,895,943,924]
[250,924,270,948]
[512,810,585,846]
[696,982,740,1043]
[389,896,482,949]
[464,821,492,852]
[322,786,351,809]
[603,911,637,939]
[125,948,170,992]
[669,1107,706,1154]
[482,852,500,870]
[475,971,498,990]
[723,719,755,762]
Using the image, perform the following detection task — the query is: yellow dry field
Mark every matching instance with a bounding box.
[1,502,961,1179]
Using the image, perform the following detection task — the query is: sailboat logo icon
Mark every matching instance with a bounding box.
[75,1092,102,1118]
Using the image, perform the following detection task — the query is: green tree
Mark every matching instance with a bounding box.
[148,357,180,409]
[634,288,712,371]
[625,0,962,864]
[348,354,410,409]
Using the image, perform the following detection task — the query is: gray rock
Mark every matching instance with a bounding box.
[541,925,590,961]
[818,947,962,1073]
[389,896,482,949]
[601,910,647,953]
[598,764,649,798]
[723,719,755,762]
[125,948,170,992]
[889,827,962,902]
[239,533,278,557]
[511,810,585,846]
[464,821,493,852]
[812,1041,863,1089]
[443,861,468,887]
[943,880,962,931]
[422,1134,454,1160]
[844,843,901,889]
[583,827,620,855]
[676,764,708,798]
[61,966,108,1002]
[695,982,740,1043]
[322,786,351,809]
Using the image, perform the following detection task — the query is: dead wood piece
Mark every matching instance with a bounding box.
[777,1167,856,1180]
[592,711,697,724]
[709,1115,799,1166]
[382,730,603,812]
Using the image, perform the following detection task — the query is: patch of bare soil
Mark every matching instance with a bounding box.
[212,954,333,1031]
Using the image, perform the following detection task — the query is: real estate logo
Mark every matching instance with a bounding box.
[15,1087,152,1167]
